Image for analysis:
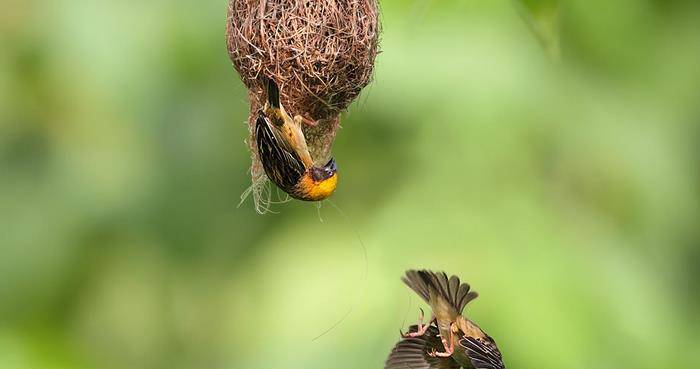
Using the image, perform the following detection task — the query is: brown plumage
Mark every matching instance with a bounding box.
[385,324,460,369]
[397,270,505,369]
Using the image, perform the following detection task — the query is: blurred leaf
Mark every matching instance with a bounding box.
[513,0,560,60]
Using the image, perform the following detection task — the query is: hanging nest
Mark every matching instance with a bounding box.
[227,0,380,212]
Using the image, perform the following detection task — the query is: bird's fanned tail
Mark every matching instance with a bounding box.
[402,270,478,313]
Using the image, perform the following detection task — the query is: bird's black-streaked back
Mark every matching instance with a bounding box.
[255,112,305,190]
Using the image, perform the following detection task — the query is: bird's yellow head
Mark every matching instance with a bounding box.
[294,158,338,201]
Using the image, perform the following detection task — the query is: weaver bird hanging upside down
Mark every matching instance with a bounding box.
[255,78,338,201]
[385,270,505,369]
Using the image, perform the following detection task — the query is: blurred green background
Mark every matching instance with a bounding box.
[2,0,700,368]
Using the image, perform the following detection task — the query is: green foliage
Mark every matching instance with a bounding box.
[514,0,560,60]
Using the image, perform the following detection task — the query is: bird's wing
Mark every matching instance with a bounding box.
[255,113,306,189]
[262,116,298,158]
[458,335,505,369]
[385,325,460,369]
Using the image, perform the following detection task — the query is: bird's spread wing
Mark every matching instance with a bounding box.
[458,335,505,369]
[385,325,460,369]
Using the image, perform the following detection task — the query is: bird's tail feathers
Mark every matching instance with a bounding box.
[266,78,281,109]
[402,270,478,313]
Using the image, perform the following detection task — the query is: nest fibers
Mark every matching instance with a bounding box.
[227,0,380,212]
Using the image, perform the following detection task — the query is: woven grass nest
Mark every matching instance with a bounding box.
[227,0,380,211]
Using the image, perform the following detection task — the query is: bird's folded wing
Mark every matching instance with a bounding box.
[385,325,460,369]
[458,336,505,369]
[255,113,306,188]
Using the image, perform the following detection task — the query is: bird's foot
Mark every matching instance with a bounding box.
[428,346,454,358]
[428,328,456,357]
[401,328,428,338]
[294,114,319,127]
[401,308,431,338]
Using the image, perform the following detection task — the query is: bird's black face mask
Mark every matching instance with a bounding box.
[311,157,337,181]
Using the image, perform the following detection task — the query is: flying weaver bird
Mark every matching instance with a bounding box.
[386,270,505,369]
[255,78,338,201]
